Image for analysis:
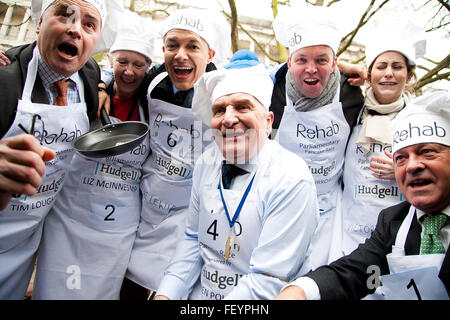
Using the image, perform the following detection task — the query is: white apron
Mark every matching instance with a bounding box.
[0,46,89,299]
[190,161,263,300]
[338,111,404,258]
[365,206,447,300]
[33,113,149,299]
[126,72,210,291]
[275,91,349,270]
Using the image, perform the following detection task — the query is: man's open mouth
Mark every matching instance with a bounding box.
[58,43,78,57]
[174,66,193,76]
[304,78,319,85]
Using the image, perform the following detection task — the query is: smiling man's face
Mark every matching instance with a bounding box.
[287,45,337,98]
[36,0,101,77]
[162,29,214,91]
[394,143,450,214]
[211,92,273,164]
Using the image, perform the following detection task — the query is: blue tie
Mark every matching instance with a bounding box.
[221,161,248,189]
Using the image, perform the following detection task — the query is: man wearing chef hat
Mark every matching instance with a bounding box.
[270,5,364,272]
[0,0,124,299]
[109,8,233,299]
[275,90,450,300]
[154,64,319,300]
[29,10,154,300]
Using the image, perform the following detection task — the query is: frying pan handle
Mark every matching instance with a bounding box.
[100,106,112,126]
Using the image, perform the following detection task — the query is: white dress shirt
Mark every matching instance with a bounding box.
[157,139,319,300]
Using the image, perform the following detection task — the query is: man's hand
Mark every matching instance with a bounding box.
[274,285,307,300]
[0,46,11,66]
[0,134,56,210]
[337,60,368,87]
[154,295,170,300]
[97,83,110,118]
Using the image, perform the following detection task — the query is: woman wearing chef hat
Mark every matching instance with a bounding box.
[0,0,124,299]
[108,8,232,299]
[329,20,427,264]
[31,10,154,300]
[271,5,364,272]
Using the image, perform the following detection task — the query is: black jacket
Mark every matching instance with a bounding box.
[0,42,100,138]
[307,201,450,299]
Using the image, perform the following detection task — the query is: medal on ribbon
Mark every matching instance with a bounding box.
[219,171,256,262]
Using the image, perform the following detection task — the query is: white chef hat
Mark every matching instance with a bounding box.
[365,19,427,68]
[160,8,231,66]
[391,91,450,154]
[31,0,125,53]
[272,5,343,55]
[192,64,274,125]
[109,11,155,63]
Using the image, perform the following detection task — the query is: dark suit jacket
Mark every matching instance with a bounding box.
[0,42,100,138]
[307,201,450,299]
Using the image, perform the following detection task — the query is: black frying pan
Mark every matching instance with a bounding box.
[72,107,149,158]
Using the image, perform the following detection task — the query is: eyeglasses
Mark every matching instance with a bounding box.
[18,114,45,144]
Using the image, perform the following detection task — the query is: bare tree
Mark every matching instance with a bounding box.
[223,0,448,91]
[271,0,288,62]
[228,0,239,52]
[224,0,290,63]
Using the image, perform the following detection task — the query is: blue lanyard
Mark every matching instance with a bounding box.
[218,172,256,228]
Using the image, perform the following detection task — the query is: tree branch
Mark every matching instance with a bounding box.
[228,0,239,52]
[272,0,288,62]
[415,71,450,90]
[419,53,450,80]
[337,0,390,57]
[414,53,450,90]
[221,10,282,63]
[326,0,342,7]
[437,0,450,11]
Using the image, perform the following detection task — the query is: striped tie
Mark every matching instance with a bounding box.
[420,213,447,254]
[53,80,70,106]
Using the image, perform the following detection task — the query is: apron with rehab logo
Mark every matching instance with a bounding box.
[0,46,89,299]
[337,109,403,258]
[275,90,349,270]
[126,72,211,290]
[33,113,149,299]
